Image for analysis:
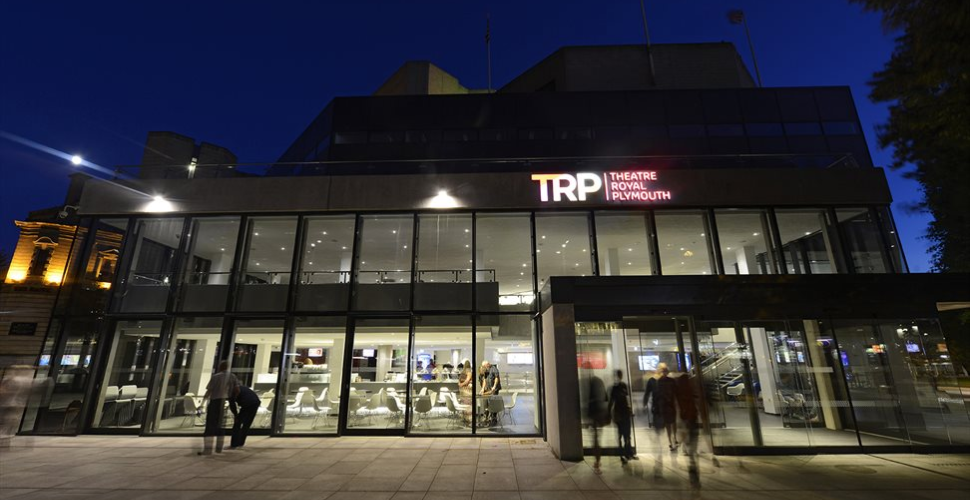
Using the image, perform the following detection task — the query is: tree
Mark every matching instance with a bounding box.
[852,0,970,273]
[853,1,970,373]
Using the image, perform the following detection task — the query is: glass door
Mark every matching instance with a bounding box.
[341,317,411,434]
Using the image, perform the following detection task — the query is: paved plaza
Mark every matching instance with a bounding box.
[1,435,969,500]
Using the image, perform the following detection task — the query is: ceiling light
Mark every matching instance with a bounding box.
[753,232,760,236]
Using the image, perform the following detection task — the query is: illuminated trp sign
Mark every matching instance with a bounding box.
[530,171,672,203]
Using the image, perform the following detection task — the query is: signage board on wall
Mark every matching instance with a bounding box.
[530,170,672,204]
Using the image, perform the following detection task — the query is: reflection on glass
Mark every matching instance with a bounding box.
[409,316,472,434]
[347,318,409,430]
[774,209,836,274]
[914,316,970,444]
[836,209,889,273]
[237,217,298,311]
[476,213,534,312]
[535,213,591,290]
[715,210,775,274]
[282,316,348,434]
[415,214,472,310]
[149,317,222,434]
[21,318,102,434]
[831,319,911,445]
[297,216,355,311]
[655,211,713,275]
[594,212,653,276]
[75,218,128,314]
[179,217,240,311]
[696,321,757,447]
[478,315,539,434]
[116,218,185,312]
[355,215,414,311]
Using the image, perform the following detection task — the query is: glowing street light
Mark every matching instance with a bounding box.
[70,155,83,166]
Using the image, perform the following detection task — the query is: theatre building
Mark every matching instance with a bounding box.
[18,44,970,457]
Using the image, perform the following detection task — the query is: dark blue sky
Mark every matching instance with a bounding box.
[0,1,932,271]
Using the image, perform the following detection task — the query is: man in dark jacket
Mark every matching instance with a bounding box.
[608,370,638,463]
[228,385,261,449]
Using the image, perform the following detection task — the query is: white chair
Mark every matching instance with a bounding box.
[418,387,428,396]
[488,396,506,429]
[256,395,274,428]
[386,396,404,427]
[286,387,310,417]
[726,383,745,400]
[502,392,519,425]
[412,396,433,429]
[99,386,120,426]
[181,395,201,428]
[446,392,470,429]
[315,387,329,404]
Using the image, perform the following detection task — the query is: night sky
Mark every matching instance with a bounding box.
[0,1,933,271]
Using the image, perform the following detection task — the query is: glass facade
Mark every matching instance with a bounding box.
[25,203,933,444]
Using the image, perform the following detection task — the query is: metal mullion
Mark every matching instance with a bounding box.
[347,215,363,312]
[868,207,896,273]
[224,215,250,313]
[471,314,477,435]
[646,210,662,275]
[164,217,194,315]
[471,212,477,312]
[706,209,724,275]
[141,316,176,434]
[409,214,419,311]
[826,208,851,274]
[272,316,297,435]
[767,208,787,274]
[735,322,763,447]
[286,215,308,313]
[404,315,416,434]
[825,319,864,448]
[338,316,357,435]
[588,211,599,276]
[529,212,540,311]
[77,317,118,433]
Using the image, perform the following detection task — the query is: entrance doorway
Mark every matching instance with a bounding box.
[576,316,697,457]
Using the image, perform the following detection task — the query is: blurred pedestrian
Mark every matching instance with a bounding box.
[586,373,609,473]
[198,360,239,455]
[609,369,637,463]
[677,370,700,487]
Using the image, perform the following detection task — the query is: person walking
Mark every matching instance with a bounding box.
[228,384,261,449]
[644,363,678,451]
[586,373,609,474]
[608,369,637,464]
[198,360,239,456]
[676,370,701,487]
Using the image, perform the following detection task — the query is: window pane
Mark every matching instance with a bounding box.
[409,316,472,434]
[73,218,128,314]
[297,216,355,311]
[715,210,776,274]
[576,321,637,453]
[347,318,409,430]
[476,213,534,312]
[179,217,240,312]
[535,213,591,289]
[355,215,414,311]
[21,318,102,434]
[594,212,653,276]
[149,317,223,434]
[774,209,836,274]
[116,218,185,312]
[415,214,472,311]
[707,124,745,137]
[229,319,284,432]
[836,208,889,273]
[921,315,970,444]
[696,321,757,447]
[282,316,348,434]
[237,217,298,311]
[822,121,860,135]
[92,320,163,429]
[884,319,970,445]
[745,123,784,136]
[477,315,539,434]
[831,320,912,445]
[655,211,713,275]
